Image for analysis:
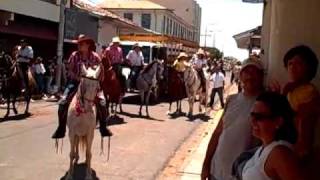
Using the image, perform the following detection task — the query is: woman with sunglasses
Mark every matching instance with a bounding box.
[242,92,304,180]
[202,59,264,180]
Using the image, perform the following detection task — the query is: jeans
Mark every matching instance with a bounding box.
[35,74,45,94]
[129,66,142,89]
[196,69,206,92]
[17,62,29,90]
[209,87,225,108]
[112,64,126,93]
[45,76,53,94]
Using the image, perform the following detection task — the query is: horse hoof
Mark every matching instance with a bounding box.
[13,109,18,115]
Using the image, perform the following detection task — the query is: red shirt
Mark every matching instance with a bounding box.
[104,45,123,65]
[67,51,101,81]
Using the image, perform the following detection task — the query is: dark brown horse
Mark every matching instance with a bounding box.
[167,66,186,115]
[101,57,124,116]
[0,52,35,118]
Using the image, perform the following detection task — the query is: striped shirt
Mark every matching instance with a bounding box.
[105,45,123,65]
[67,51,101,81]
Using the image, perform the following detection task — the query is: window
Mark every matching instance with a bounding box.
[124,13,133,21]
[166,17,170,34]
[162,16,166,33]
[169,19,172,35]
[141,13,151,29]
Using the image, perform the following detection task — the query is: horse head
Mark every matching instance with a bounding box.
[79,64,101,103]
[155,59,164,80]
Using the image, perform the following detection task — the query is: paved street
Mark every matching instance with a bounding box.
[0,93,210,180]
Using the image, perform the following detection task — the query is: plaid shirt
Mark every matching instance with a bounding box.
[67,51,101,81]
[104,45,123,65]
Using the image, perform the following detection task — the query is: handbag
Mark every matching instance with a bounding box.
[232,147,259,180]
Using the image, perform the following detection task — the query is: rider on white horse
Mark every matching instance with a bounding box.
[51,34,112,139]
[191,48,207,93]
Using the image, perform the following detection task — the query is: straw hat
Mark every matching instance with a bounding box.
[196,48,205,55]
[112,36,121,43]
[132,43,141,49]
[177,52,188,59]
[240,58,263,74]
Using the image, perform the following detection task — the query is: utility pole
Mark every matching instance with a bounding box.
[55,0,67,93]
[200,26,211,48]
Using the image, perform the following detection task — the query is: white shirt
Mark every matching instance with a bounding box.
[242,141,292,180]
[211,93,257,180]
[126,50,144,66]
[211,72,225,88]
[192,57,207,70]
[17,46,33,63]
[33,63,46,74]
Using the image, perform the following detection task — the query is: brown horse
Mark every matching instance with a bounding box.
[0,53,35,118]
[101,57,123,116]
[167,66,186,115]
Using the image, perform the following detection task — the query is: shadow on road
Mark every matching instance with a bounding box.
[60,163,99,180]
[119,111,165,122]
[0,113,32,123]
[107,115,127,126]
[186,113,210,122]
[122,93,161,106]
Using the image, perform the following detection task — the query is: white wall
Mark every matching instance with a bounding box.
[97,20,118,49]
[0,0,68,22]
[263,0,320,89]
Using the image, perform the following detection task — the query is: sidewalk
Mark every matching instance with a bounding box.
[157,84,238,180]
[179,84,238,179]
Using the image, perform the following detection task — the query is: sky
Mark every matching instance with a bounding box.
[196,0,263,60]
[90,0,263,60]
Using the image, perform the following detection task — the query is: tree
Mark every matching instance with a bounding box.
[204,47,224,60]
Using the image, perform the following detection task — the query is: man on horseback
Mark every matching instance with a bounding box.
[17,39,33,93]
[126,43,144,91]
[104,37,127,94]
[51,34,112,139]
[191,48,207,92]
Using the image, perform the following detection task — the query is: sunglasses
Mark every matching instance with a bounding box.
[250,112,275,121]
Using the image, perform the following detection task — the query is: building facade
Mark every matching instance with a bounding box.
[98,0,200,43]
[148,0,201,43]
[259,0,320,90]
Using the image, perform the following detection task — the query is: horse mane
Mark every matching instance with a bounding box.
[141,60,157,74]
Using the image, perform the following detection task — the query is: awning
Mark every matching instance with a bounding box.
[0,17,58,40]
[233,26,261,50]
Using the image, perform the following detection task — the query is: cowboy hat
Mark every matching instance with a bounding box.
[72,34,95,45]
[132,43,141,49]
[240,58,263,74]
[196,48,205,55]
[112,36,121,43]
[177,52,188,59]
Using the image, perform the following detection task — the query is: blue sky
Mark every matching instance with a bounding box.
[89,0,263,60]
[196,0,263,60]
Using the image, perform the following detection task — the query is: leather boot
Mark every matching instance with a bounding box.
[51,104,68,139]
[97,103,113,137]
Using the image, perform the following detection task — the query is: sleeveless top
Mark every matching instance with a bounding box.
[211,93,257,180]
[242,141,292,180]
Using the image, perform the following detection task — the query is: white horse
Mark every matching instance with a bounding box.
[184,65,207,117]
[136,59,164,117]
[66,65,101,180]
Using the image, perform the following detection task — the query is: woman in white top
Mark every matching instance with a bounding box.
[242,92,304,180]
[201,59,264,180]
